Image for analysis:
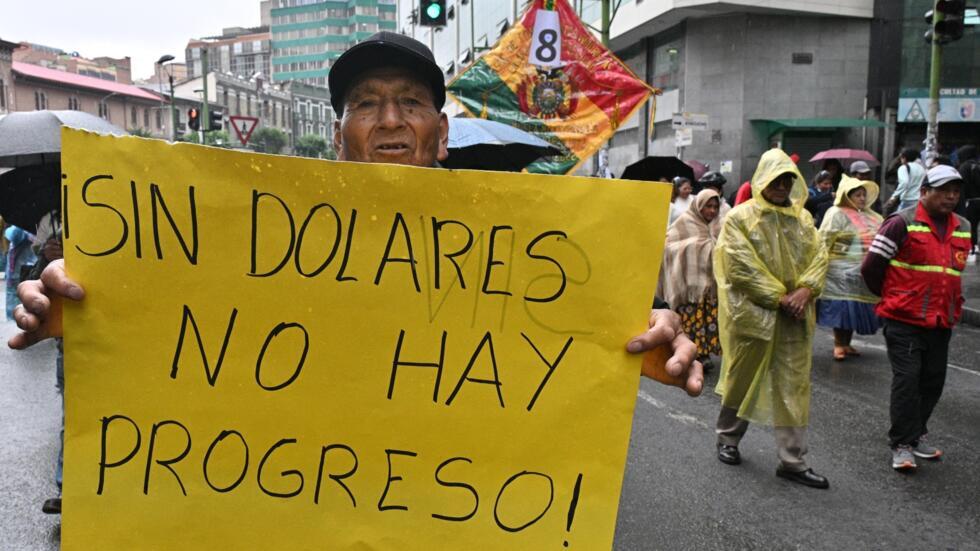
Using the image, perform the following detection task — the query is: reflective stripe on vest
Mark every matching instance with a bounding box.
[953,231,971,238]
[889,259,962,277]
[907,224,931,233]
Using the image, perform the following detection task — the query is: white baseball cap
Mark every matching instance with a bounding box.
[925,164,963,188]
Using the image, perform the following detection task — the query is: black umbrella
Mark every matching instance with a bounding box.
[0,164,61,230]
[621,156,695,183]
[444,118,563,172]
[0,110,125,168]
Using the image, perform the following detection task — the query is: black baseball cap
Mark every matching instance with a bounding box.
[329,31,446,117]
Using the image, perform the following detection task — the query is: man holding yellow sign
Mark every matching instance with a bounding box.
[11,32,699,549]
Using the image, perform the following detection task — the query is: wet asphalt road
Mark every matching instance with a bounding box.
[614,323,980,551]
[1,315,978,550]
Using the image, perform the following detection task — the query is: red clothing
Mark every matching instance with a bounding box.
[734,181,752,205]
[861,203,971,329]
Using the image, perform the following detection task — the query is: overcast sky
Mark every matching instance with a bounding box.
[0,0,262,80]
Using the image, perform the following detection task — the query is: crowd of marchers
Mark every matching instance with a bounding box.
[660,143,975,485]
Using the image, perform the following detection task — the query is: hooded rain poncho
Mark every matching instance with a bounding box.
[713,150,829,427]
[818,176,883,303]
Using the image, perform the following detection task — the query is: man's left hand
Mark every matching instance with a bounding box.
[627,309,704,396]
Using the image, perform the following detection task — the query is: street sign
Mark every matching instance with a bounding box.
[671,112,710,131]
[229,115,259,146]
[674,127,693,147]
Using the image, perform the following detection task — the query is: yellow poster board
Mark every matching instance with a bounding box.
[61,128,670,550]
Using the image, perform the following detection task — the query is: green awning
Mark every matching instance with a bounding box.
[751,118,888,140]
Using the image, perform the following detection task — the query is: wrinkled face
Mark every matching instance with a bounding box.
[816,178,833,193]
[920,181,961,216]
[848,187,868,209]
[334,67,449,167]
[762,172,795,205]
[677,181,693,198]
[700,197,721,223]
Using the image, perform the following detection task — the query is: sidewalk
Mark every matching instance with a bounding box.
[962,259,980,327]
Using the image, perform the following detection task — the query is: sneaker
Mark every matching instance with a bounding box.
[891,445,917,471]
[912,438,943,460]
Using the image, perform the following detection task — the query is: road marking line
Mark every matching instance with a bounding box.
[637,389,710,429]
[949,364,979,376]
[852,339,979,377]
[851,339,888,352]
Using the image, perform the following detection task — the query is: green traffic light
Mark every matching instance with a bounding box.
[426,2,442,19]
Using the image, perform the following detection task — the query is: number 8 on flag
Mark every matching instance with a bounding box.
[530,10,562,67]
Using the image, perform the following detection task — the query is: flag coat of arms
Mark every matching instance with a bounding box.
[447,0,656,174]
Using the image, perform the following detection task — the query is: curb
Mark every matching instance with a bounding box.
[963,306,980,328]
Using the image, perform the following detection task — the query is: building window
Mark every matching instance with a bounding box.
[67,96,80,110]
[0,78,6,110]
[651,39,683,90]
[156,109,163,129]
[99,101,110,120]
[131,106,138,126]
[35,91,48,110]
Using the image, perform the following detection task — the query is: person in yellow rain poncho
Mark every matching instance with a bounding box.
[816,176,883,360]
[713,149,830,489]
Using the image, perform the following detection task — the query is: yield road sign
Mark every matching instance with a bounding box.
[229,115,259,146]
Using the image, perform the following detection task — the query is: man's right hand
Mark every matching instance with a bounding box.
[8,259,84,350]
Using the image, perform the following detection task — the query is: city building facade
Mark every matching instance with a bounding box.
[597,0,877,184]
[269,0,399,86]
[1,38,16,115]
[398,0,525,101]
[892,0,979,154]
[174,71,293,146]
[288,80,333,143]
[185,27,272,81]
[9,60,167,137]
[13,42,132,83]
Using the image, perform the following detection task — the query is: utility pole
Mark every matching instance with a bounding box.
[201,48,210,143]
[925,1,942,157]
[601,0,610,45]
[169,73,177,141]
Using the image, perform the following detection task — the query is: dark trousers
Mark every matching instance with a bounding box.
[882,319,951,448]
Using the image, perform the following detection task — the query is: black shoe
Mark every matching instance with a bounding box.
[41,497,61,515]
[717,444,741,465]
[776,468,829,489]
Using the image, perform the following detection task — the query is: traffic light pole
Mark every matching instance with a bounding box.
[201,48,210,143]
[926,1,942,157]
[169,74,177,141]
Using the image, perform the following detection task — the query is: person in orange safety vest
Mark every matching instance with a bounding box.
[861,164,970,472]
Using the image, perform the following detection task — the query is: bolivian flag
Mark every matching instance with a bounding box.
[447,0,657,174]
